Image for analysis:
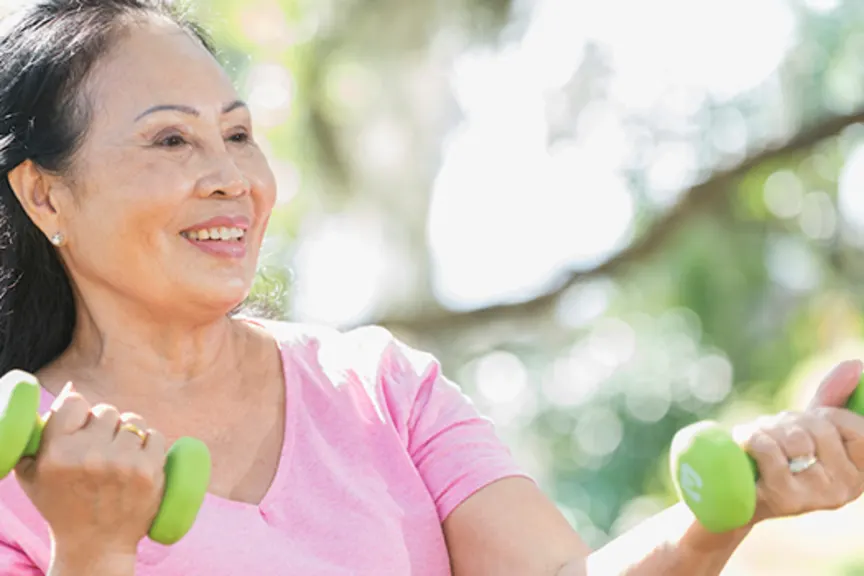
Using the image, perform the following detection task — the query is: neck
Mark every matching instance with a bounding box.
[54,293,245,398]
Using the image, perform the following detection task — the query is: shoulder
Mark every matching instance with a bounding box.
[242,316,435,374]
[239,317,441,406]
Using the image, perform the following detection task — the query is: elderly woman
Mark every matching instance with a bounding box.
[0,1,862,575]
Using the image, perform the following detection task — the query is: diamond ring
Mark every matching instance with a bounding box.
[788,455,818,474]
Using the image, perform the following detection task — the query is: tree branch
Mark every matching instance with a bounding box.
[370,109,864,336]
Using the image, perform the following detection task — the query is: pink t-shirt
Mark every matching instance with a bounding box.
[0,321,528,575]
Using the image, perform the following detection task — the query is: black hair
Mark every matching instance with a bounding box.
[0,0,214,375]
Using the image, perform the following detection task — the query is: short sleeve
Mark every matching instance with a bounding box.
[373,329,532,521]
[0,482,50,575]
[0,540,41,575]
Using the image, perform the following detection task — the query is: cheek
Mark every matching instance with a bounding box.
[246,153,278,211]
[61,201,166,287]
[71,184,181,258]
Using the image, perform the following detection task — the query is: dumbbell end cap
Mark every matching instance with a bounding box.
[0,370,41,479]
[148,436,212,545]
[670,421,757,533]
[845,374,864,416]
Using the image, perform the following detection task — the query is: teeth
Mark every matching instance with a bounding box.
[183,227,245,241]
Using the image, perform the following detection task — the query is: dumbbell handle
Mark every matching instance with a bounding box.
[20,414,42,460]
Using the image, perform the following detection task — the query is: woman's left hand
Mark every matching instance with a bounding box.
[736,360,864,524]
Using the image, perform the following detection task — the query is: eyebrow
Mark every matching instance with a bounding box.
[134,100,248,121]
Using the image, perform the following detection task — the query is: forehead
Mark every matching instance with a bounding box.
[83,17,238,122]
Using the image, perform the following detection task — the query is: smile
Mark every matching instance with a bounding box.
[180,226,246,242]
[180,226,248,259]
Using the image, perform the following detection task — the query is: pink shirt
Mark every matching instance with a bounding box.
[0,321,528,575]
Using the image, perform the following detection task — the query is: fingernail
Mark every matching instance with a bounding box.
[825,360,862,380]
[839,360,864,379]
[50,381,75,411]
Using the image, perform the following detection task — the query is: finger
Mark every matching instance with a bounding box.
[799,411,856,482]
[112,413,149,450]
[82,403,122,441]
[17,382,89,479]
[821,407,864,443]
[845,438,864,471]
[808,360,864,410]
[759,412,832,485]
[746,428,793,487]
[141,429,167,494]
[763,419,816,460]
[757,414,828,485]
[142,428,166,461]
[42,382,90,441]
[820,408,864,470]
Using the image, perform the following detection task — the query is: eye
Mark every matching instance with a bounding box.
[156,134,188,148]
[227,131,250,144]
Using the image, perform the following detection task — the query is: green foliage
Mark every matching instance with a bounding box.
[197,0,864,565]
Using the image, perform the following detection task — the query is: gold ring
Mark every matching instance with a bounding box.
[119,422,148,442]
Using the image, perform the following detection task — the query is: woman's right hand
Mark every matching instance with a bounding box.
[14,381,167,562]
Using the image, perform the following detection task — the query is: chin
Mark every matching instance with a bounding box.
[188,280,253,318]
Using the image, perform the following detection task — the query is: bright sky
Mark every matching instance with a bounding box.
[2,0,853,327]
[294,0,799,323]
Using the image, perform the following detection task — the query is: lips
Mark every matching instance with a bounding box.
[180,216,251,258]
[180,216,250,242]
[181,226,245,242]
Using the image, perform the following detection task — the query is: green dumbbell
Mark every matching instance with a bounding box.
[670,374,864,533]
[0,370,212,545]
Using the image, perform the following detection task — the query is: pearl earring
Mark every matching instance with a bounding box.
[50,233,64,247]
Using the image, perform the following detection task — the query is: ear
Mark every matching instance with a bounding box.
[6,160,69,239]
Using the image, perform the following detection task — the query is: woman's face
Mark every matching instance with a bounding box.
[54,18,277,317]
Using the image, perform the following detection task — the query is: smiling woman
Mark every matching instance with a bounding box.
[1,2,864,576]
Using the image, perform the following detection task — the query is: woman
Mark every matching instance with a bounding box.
[0,1,862,575]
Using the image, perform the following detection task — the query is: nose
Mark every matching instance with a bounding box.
[195,154,250,198]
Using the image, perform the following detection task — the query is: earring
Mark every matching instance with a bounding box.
[50,232,65,247]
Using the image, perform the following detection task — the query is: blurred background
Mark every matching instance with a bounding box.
[9,0,864,572]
